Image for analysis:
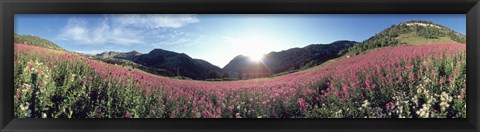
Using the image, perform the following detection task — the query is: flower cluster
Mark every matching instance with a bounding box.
[439,92,453,112]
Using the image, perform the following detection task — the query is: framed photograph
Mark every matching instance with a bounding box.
[1,0,479,132]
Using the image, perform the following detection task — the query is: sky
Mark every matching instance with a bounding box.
[15,14,466,68]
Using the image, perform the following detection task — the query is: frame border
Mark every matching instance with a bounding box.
[1,0,479,132]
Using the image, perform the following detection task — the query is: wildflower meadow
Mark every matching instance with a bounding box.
[14,43,466,118]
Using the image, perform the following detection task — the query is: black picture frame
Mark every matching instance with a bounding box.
[1,0,479,132]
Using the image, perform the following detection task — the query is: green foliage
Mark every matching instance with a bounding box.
[222,73,230,79]
[14,52,165,118]
[416,25,446,39]
[300,60,320,70]
[447,31,466,44]
[14,34,63,51]
[207,71,220,79]
[346,20,466,55]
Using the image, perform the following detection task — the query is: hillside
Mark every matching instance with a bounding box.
[223,40,357,78]
[347,20,466,55]
[96,49,224,80]
[14,34,63,51]
[14,43,466,118]
[96,51,142,60]
[135,49,224,80]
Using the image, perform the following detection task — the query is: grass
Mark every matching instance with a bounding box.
[396,32,459,45]
[14,43,467,118]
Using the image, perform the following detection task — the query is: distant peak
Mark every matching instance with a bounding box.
[234,54,248,58]
[151,48,177,53]
[128,50,141,54]
[152,48,165,51]
[147,48,190,58]
[150,48,170,54]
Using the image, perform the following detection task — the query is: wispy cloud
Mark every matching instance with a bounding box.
[57,14,199,46]
[111,14,199,29]
[58,17,144,45]
[151,29,202,47]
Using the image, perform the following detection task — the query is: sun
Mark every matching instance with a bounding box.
[246,52,265,62]
[229,35,272,62]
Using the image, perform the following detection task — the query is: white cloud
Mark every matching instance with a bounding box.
[58,17,143,45]
[151,30,201,47]
[111,14,199,29]
[58,14,199,46]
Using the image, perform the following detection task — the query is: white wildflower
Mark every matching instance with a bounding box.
[20,104,28,111]
[440,92,453,102]
[361,100,370,108]
[439,92,453,112]
[235,113,241,118]
[416,104,430,118]
[439,102,450,112]
[412,95,419,106]
[334,109,343,118]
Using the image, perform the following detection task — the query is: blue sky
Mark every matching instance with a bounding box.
[15,14,466,68]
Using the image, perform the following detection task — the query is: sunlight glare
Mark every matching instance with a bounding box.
[229,35,273,62]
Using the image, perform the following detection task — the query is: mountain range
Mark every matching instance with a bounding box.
[223,40,358,79]
[95,49,224,80]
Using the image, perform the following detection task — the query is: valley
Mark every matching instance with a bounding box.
[13,20,467,118]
